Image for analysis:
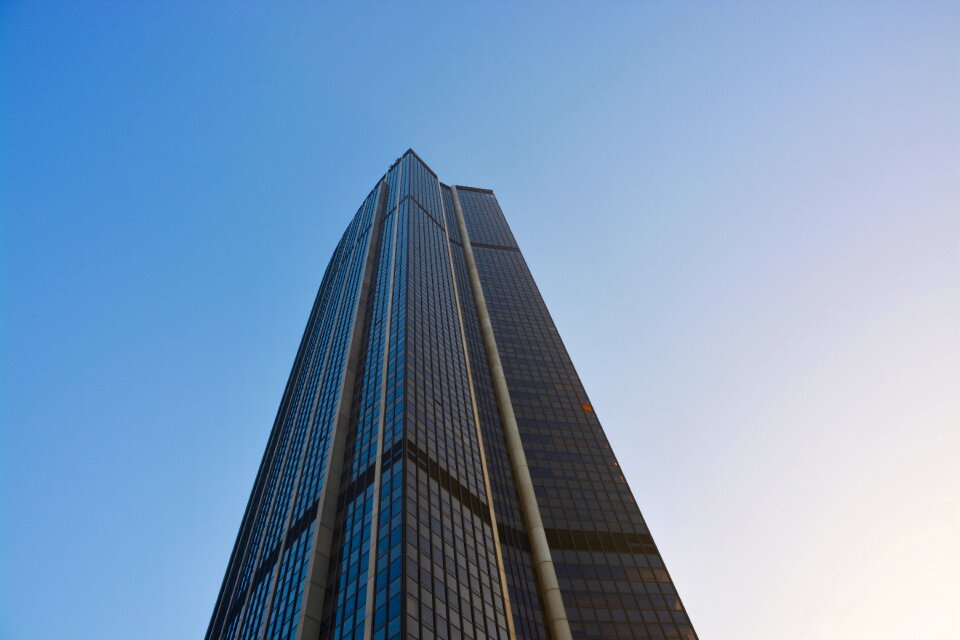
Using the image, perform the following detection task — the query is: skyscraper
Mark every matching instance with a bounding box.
[206,150,696,640]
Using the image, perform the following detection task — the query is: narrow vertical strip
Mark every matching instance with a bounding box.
[257,192,378,638]
[295,181,390,640]
[439,180,517,640]
[450,186,572,640]
[362,165,403,640]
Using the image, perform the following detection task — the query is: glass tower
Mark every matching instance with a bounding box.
[206,150,697,640]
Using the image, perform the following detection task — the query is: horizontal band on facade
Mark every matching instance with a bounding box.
[444,183,495,195]
[470,241,522,253]
[544,527,658,555]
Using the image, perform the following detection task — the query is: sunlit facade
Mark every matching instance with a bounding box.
[206,150,697,640]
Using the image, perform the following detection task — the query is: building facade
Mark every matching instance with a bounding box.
[206,151,696,640]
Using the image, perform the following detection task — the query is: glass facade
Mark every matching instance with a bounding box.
[207,150,697,640]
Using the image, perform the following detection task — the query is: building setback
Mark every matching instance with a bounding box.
[206,150,697,640]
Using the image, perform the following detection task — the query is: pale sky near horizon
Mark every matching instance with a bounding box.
[2,2,957,639]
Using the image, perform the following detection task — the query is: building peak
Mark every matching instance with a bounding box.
[399,148,438,178]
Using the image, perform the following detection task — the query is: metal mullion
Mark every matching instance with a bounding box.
[439,180,516,640]
[361,160,403,640]
[450,186,572,640]
[293,179,391,640]
[255,199,376,639]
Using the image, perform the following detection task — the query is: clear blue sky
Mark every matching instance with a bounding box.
[2,2,957,639]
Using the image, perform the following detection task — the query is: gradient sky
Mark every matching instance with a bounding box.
[2,2,957,639]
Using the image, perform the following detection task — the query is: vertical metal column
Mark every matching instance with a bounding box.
[361,165,403,640]
[295,180,390,640]
[439,179,517,640]
[449,187,572,640]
